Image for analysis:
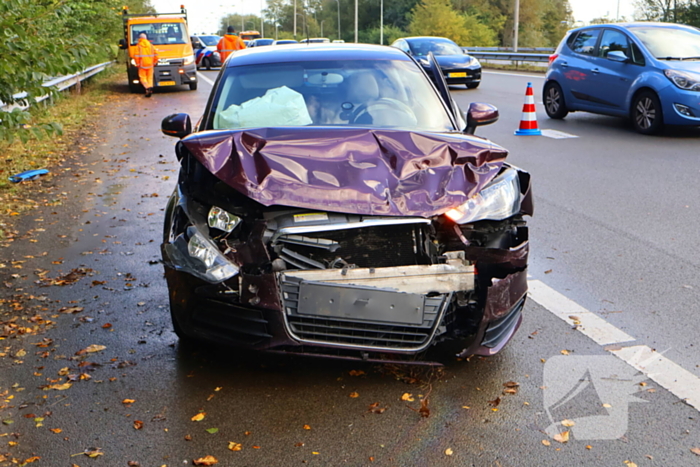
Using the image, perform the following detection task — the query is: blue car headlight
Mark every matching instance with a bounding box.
[664,69,700,91]
[445,170,521,224]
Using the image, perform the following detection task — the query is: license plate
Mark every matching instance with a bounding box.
[158,81,176,86]
[448,72,467,78]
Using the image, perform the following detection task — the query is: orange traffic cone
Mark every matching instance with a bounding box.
[515,82,542,136]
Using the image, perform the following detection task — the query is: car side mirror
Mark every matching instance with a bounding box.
[161,113,192,138]
[464,103,499,135]
[607,50,628,62]
[118,39,127,50]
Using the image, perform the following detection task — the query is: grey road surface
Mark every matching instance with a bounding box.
[0,69,698,467]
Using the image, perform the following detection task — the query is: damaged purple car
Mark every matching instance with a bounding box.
[160,44,532,363]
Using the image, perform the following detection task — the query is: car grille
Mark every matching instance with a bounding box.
[281,276,448,351]
[276,224,431,270]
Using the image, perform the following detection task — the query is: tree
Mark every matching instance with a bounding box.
[0,0,154,143]
[407,0,498,46]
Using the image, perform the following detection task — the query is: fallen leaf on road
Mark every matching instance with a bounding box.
[553,431,570,443]
[193,455,218,466]
[368,402,386,414]
[348,370,365,376]
[691,447,700,456]
[544,269,552,274]
[84,448,104,458]
[228,442,242,451]
[560,349,569,355]
[561,419,575,427]
[205,428,218,434]
[82,344,106,354]
[541,440,551,446]
[59,306,84,314]
[349,392,359,398]
[23,457,40,464]
[488,397,501,408]
[191,413,206,422]
[586,445,593,450]
[122,399,136,405]
[184,435,192,441]
[303,425,311,430]
[102,323,112,329]
[50,428,62,434]
[44,382,72,391]
[445,448,453,456]
[401,393,414,402]
[133,420,144,430]
[623,461,638,467]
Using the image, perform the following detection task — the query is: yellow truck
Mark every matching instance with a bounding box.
[118,6,197,92]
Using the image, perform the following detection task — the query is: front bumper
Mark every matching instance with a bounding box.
[128,63,197,87]
[658,86,700,126]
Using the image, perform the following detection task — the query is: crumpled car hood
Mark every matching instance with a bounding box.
[180,127,508,217]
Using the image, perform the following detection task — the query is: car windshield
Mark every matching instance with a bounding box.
[408,39,463,56]
[199,36,219,46]
[130,22,186,45]
[629,26,700,59]
[255,39,274,46]
[211,59,454,132]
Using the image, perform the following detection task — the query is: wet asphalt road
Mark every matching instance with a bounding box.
[0,68,699,467]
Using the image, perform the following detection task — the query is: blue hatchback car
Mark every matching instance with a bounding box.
[544,22,700,134]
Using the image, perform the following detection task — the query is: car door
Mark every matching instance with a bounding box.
[561,28,603,109]
[583,29,645,113]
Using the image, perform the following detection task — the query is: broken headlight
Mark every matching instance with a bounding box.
[208,206,241,233]
[182,229,238,282]
[445,169,520,224]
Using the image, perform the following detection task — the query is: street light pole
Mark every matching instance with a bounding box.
[513,0,519,52]
[380,0,383,45]
[336,0,341,41]
[294,0,297,39]
[260,0,264,37]
[354,0,358,43]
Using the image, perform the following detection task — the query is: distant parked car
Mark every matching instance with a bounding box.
[332,39,345,43]
[299,37,330,44]
[544,22,700,134]
[391,36,482,89]
[248,38,275,47]
[273,39,298,45]
[190,35,221,70]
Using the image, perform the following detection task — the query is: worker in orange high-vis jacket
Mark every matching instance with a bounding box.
[216,26,245,63]
[135,33,158,97]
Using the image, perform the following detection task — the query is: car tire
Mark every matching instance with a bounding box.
[631,90,663,135]
[543,81,568,119]
[466,83,480,89]
[189,81,198,91]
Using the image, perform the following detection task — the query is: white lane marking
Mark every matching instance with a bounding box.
[528,280,635,345]
[197,72,215,86]
[529,279,700,413]
[540,129,579,139]
[610,345,700,410]
[483,71,546,79]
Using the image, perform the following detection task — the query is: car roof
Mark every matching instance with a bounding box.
[571,21,698,33]
[225,43,412,67]
[402,36,456,43]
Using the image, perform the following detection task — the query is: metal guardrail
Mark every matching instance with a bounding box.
[1,61,112,111]
[466,46,555,53]
[467,51,551,63]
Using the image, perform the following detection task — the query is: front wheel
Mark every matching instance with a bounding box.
[189,81,198,91]
[466,82,480,89]
[631,91,663,135]
[543,81,568,119]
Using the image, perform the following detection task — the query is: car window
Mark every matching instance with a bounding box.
[210,59,455,132]
[628,26,700,59]
[629,41,646,66]
[200,36,220,46]
[598,30,630,59]
[130,22,186,45]
[407,39,462,56]
[570,29,601,56]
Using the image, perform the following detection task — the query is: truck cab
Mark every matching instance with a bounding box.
[118,6,197,92]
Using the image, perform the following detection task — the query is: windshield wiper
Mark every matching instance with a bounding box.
[657,56,700,61]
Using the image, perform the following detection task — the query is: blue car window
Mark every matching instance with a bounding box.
[629,42,645,66]
[571,29,601,56]
[598,30,629,59]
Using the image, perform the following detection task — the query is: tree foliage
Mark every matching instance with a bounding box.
[408,0,498,45]
[0,0,153,142]
[634,0,700,26]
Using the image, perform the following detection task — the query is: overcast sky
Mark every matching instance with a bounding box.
[152,0,639,37]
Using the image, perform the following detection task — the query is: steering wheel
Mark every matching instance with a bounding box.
[349,98,417,125]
